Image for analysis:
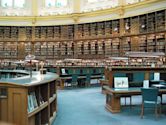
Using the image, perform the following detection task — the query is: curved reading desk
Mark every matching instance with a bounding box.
[0,70,59,125]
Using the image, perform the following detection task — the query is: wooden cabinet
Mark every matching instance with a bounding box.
[0,71,58,125]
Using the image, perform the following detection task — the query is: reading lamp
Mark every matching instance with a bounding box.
[25,53,36,77]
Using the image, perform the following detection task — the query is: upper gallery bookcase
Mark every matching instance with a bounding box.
[0,9,165,59]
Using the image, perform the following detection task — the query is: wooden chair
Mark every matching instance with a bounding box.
[140,88,161,119]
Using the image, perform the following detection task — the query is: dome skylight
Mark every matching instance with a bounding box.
[0,0,145,16]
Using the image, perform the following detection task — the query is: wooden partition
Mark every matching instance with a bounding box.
[104,67,166,88]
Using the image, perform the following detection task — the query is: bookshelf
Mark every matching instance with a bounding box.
[83,23,90,38]
[112,20,120,36]
[41,27,47,40]
[47,27,54,40]
[98,39,105,55]
[138,35,147,52]
[75,24,83,39]
[54,26,61,40]
[156,33,165,52]
[124,18,131,35]
[147,12,155,33]
[156,10,165,31]
[105,39,112,56]
[147,34,156,52]
[47,42,54,59]
[0,9,164,59]
[34,42,41,58]
[131,16,139,34]
[105,21,112,36]
[4,27,11,39]
[90,23,97,37]
[139,14,147,33]
[122,37,131,52]
[97,22,105,37]
[26,27,32,40]
[35,27,41,40]
[11,27,18,40]
[111,38,120,56]
[0,70,59,125]
[54,42,61,58]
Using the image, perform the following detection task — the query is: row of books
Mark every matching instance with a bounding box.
[28,92,45,113]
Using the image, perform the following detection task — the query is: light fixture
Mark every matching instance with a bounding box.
[125,24,130,30]
[25,53,36,77]
[114,27,118,31]
[141,24,145,28]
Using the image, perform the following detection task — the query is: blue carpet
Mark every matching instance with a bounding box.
[53,87,166,125]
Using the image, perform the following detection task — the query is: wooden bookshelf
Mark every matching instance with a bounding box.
[122,37,131,52]
[124,18,131,35]
[131,16,139,34]
[105,21,112,36]
[156,33,165,52]
[112,19,120,36]
[139,14,147,33]
[147,34,156,52]
[0,9,165,59]
[138,35,147,52]
[156,10,165,31]
[147,12,156,33]
[0,70,59,125]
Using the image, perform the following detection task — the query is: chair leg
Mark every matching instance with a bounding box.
[125,97,126,106]
[155,105,158,119]
[159,104,162,115]
[158,104,161,117]
[140,104,144,119]
[130,96,132,109]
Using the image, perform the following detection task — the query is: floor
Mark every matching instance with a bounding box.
[53,87,166,125]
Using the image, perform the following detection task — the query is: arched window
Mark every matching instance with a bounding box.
[56,0,68,7]
[42,0,71,15]
[45,0,68,7]
[46,0,55,7]
[1,0,12,7]
[126,0,144,4]
[1,0,25,8]
[14,0,25,8]
[81,0,119,12]
[88,0,98,3]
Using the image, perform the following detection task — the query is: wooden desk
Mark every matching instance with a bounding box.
[99,79,109,94]
[104,86,166,113]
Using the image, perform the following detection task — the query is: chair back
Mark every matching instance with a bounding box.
[72,74,78,83]
[141,88,158,102]
[86,75,91,83]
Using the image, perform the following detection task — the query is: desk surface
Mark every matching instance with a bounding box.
[104,86,166,95]
[0,70,59,86]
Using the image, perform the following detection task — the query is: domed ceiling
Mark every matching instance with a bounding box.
[0,0,143,16]
[0,0,165,26]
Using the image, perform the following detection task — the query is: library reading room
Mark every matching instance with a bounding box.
[0,0,166,125]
